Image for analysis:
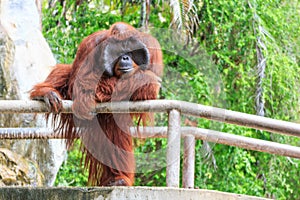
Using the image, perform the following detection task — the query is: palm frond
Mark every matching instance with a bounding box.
[248,0,274,117]
[170,0,200,43]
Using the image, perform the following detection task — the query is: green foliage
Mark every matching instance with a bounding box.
[193,1,300,199]
[134,138,167,186]
[54,141,88,186]
[42,0,300,199]
[43,1,126,64]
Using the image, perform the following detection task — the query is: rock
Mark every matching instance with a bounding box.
[0,0,66,186]
[0,148,44,186]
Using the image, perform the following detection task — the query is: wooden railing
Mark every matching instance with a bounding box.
[1,100,300,188]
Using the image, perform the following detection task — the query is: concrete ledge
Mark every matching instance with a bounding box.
[0,186,270,200]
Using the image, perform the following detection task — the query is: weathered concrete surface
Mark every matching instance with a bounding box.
[0,187,270,200]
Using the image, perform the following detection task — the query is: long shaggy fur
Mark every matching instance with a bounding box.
[30,22,163,186]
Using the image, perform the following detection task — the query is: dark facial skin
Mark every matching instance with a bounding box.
[114,53,138,77]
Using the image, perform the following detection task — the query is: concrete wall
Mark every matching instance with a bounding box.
[0,187,270,200]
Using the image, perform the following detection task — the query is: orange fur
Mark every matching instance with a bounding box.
[30,22,163,186]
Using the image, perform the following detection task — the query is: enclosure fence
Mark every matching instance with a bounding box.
[1,100,300,188]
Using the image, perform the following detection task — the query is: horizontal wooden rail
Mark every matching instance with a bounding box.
[1,127,300,159]
[1,99,300,188]
[0,100,300,137]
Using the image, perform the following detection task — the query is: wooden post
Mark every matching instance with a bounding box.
[182,135,195,188]
[166,109,181,187]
